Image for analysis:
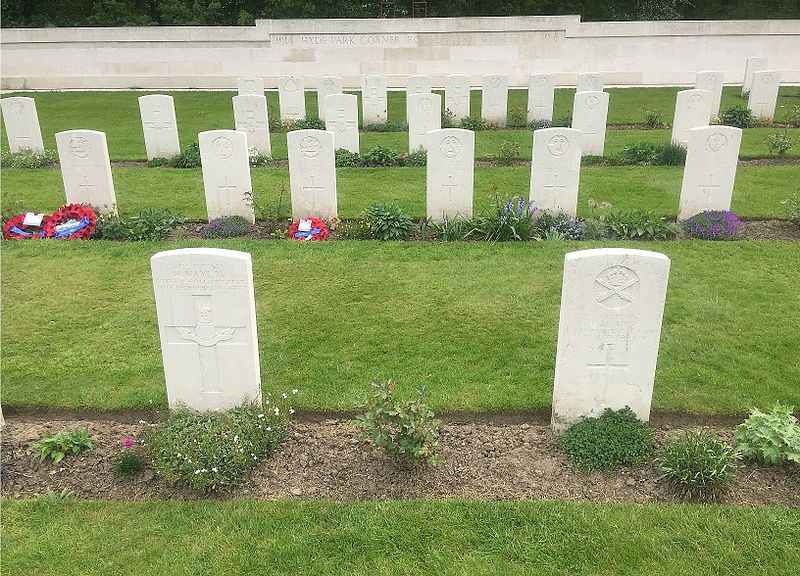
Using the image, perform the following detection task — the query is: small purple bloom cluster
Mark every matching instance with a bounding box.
[682,210,743,240]
[200,216,251,239]
[500,196,537,224]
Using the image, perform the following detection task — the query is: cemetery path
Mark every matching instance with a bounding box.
[2,416,798,507]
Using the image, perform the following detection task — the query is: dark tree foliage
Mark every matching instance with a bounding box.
[2,0,798,27]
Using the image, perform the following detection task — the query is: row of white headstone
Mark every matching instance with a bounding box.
[151,245,670,433]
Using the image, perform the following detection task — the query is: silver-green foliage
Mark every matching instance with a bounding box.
[735,403,800,465]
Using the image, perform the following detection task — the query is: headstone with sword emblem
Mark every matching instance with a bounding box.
[551,248,671,432]
[151,248,262,412]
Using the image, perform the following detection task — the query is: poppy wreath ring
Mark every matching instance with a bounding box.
[3,213,51,239]
[288,217,329,241]
[42,203,98,240]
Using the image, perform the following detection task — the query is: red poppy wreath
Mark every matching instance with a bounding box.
[42,203,97,240]
[288,217,328,241]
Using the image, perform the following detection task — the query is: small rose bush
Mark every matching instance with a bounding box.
[682,210,743,240]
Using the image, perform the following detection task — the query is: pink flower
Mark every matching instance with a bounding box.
[122,437,134,449]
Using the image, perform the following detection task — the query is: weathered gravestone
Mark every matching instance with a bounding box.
[444,74,471,121]
[678,125,742,220]
[408,93,442,152]
[742,57,768,97]
[576,72,604,93]
[527,73,555,124]
[406,75,432,121]
[1,97,45,153]
[530,128,583,216]
[571,91,609,156]
[233,94,272,157]
[481,74,509,127]
[151,248,262,412]
[287,129,337,220]
[317,76,343,120]
[198,130,254,223]
[695,71,724,118]
[426,128,475,222]
[671,89,713,147]
[362,75,388,125]
[324,93,359,154]
[55,130,117,214]
[278,75,306,121]
[748,70,781,122]
[138,94,181,160]
[237,76,264,96]
[551,248,671,432]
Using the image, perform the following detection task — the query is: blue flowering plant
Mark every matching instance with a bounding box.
[200,215,252,239]
[682,210,743,240]
[533,211,584,240]
[474,194,538,241]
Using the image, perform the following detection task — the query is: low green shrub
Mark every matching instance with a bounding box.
[553,115,572,128]
[435,216,473,241]
[441,108,457,128]
[459,116,486,131]
[337,219,373,240]
[113,450,147,480]
[581,217,610,240]
[472,195,537,242]
[363,121,406,132]
[581,155,606,166]
[782,193,800,227]
[172,141,202,168]
[528,119,553,130]
[734,403,800,465]
[363,202,413,240]
[641,108,665,129]
[335,148,361,167]
[362,145,401,167]
[94,209,184,241]
[533,212,584,240]
[200,215,251,239]
[659,428,739,501]
[1,148,57,168]
[606,209,678,240]
[287,117,326,131]
[559,407,655,471]
[147,156,174,168]
[507,108,527,128]
[616,143,686,166]
[719,104,756,129]
[494,140,521,166]
[246,184,290,228]
[143,400,292,493]
[764,130,795,157]
[354,380,443,468]
[403,147,427,167]
[29,426,93,464]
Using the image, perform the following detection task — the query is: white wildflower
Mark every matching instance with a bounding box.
[282,392,288,399]
[274,407,280,416]
[289,408,295,414]
[212,467,218,473]
[233,435,239,443]
[291,389,299,395]
[257,413,264,419]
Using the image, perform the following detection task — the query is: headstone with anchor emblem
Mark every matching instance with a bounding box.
[678,125,742,220]
[671,89,713,147]
[551,248,671,432]
[151,248,262,412]
[324,93,359,154]
[278,75,306,121]
[362,75,388,125]
[481,74,509,127]
[55,129,117,214]
[198,129,255,223]
[444,74,471,121]
[571,91,609,157]
[530,127,583,216]
[233,94,271,157]
[0,96,45,153]
[287,129,337,220]
[138,94,181,160]
[748,70,781,122]
[426,128,475,222]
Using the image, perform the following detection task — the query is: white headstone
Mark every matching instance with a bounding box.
[237,76,264,96]
[530,128,583,216]
[444,74,471,121]
[0,97,45,153]
[362,75,388,125]
[408,93,442,152]
[287,129,337,220]
[55,130,117,214]
[324,94,359,154]
[695,71,724,117]
[138,94,181,160]
[406,75,432,120]
[233,94,271,158]
[551,248,671,432]
[576,73,604,93]
[481,74,509,127]
[742,57,768,97]
[571,91,609,156]
[527,73,555,123]
[426,128,474,223]
[671,89,713,147]
[748,70,781,121]
[151,248,262,413]
[278,76,306,121]
[678,126,742,220]
[317,76,343,120]
[198,130,254,224]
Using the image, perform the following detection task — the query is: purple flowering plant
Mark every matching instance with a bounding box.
[682,210,743,240]
[200,215,252,239]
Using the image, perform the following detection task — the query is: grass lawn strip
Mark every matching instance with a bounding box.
[2,240,798,412]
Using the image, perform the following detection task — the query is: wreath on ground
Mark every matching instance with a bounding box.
[3,213,50,239]
[3,204,97,240]
[288,217,328,241]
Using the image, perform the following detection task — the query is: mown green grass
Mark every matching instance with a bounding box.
[2,241,798,412]
[2,499,798,576]
[2,164,797,220]
[2,87,798,159]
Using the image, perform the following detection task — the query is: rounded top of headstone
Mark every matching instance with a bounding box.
[151,247,253,264]
[565,248,670,264]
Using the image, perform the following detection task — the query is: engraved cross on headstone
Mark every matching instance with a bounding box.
[754,98,770,118]
[217,176,237,209]
[333,109,356,133]
[79,174,95,195]
[368,86,386,107]
[586,339,631,400]
[545,173,566,192]
[302,175,324,211]
[698,172,720,205]
[145,110,173,131]
[442,174,458,204]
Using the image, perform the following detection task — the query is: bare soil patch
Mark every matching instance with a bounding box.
[2,415,797,506]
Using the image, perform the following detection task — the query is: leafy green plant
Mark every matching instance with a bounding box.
[734,403,800,465]
[362,145,401,167]
[1,148,57,168]
[335,148,361,167]
[143,399,293,493]
[581,217,610,240]
[172,141,202,168]
[765,129,794,157]
[783,103,800,128]
[200,215,251,239]
[403,147,427,167]
[29,426,94,464]
[719,104,756,129]
[472,193,537,242]
[354,380,443,468]
[337,218,373,240]
[94,209,185,241]
[640,108,664,129]
[113,450,147,480]
[782,193,800,227]
[507,108,527,128]
[363,202,413,240]
[459,116,486,131]
[659,428,739,501]
[559,407,655,471]
[494,139,521,166]
[606,209,678,240]
[581,155,606,166]
[528,119,553,130]
[441,108,457,128]
[435,216,473,241]
[363,121,406,132]
[248,146,271,167]
[147,156,174,168]
[533,212,584,240]
[246,183,290,228]
[287,116,326,131]
[553,115,572,128]
[616,143,686,166]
